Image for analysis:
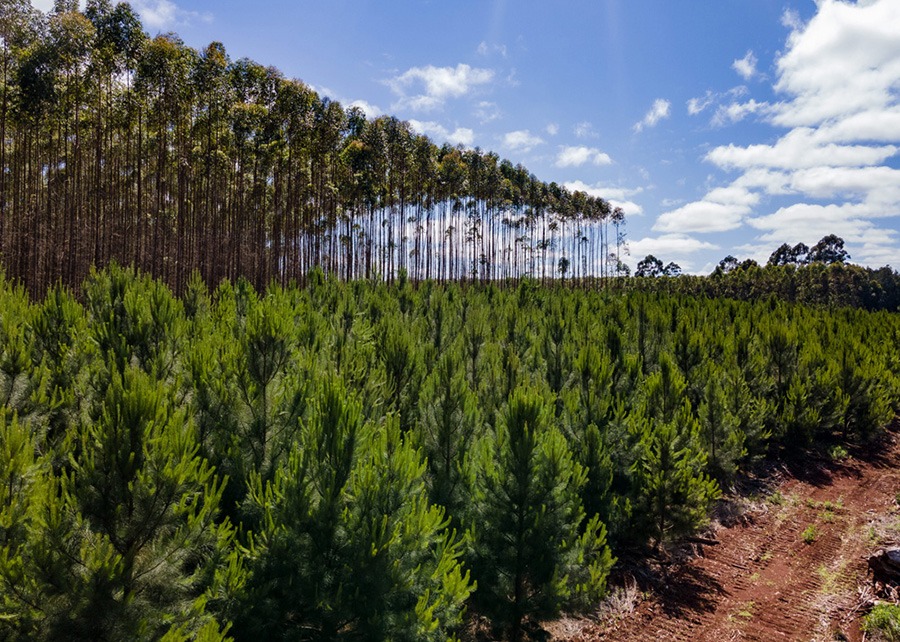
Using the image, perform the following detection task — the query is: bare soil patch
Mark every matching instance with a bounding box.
[553,424,900,642]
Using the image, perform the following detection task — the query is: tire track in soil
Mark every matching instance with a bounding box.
[557,426,900,642]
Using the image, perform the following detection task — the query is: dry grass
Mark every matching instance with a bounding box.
[594,578,643,623]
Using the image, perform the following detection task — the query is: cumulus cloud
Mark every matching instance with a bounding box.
[629,234,720,271]
[633,99,671,133]
[555,146,612,168]
[503,130,544,152]
[708,130,898,171]
[654,182,764,234]
[131,0,211,29]
[408,120,474,147]
[781,8,803,31]
[747,203,899,264]
[656,0,900,266]
[563,180,644,217]
[348,100,382,119]
[732,50,759,81]
[546,123,560,136]
[770,0,900,129]
[388,64,494,111]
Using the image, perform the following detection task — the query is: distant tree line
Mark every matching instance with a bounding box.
[0,0,624,296]
[632,235,900,312]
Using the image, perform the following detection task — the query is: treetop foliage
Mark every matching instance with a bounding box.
[0,1,624,295]
[1,265,898,639]
[626,235,899,313]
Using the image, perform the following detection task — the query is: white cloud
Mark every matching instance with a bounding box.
[408,120,474,147]
[448,128,476,147]
[771,0,900,129]
[654,184,761,234]
[388,64,494,112]
[474,101,501,124]
[546,123,559,136]
[477,41,507,58]
[781,8,803,31]
[732,50,759,81]
[503,130,544,152]
[855,242,900,267]
[660,0,900,266]
[629,234,719,263]
[574,121,599,139]
[633,99,671,133]
[555,145,612,168]
[687,91,714,116]
[654,201,749,234]
[688,86,750,120]
[815,107,900,144]
[711,99,770,126]
[132,0,211,29]
[563,180,644,216]
[747,203,898,253]
[707,129,898,170]
[348,100,382,119]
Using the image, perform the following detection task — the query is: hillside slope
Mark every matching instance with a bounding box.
[557,424,900,642]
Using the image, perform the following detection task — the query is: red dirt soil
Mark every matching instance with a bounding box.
[556,426,900,642]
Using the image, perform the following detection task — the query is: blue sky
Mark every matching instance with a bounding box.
[33,0,900,272]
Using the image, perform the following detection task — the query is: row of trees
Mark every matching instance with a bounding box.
[631,235,900,312]
[2,266,898,640]
[0,0,625,296]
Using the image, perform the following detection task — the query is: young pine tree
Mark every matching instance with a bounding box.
[632,409,720,550]
[239,378,472,641]
[0,411,51,639]
[416,347,481,523]
[470,387,614,640]
[697,373,745,484]
[0,368,238,641]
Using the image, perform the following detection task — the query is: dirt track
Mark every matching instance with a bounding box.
[557,426,900,642]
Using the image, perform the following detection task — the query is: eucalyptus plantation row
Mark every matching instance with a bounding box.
[0,0,620,296]
[2,266,898,641]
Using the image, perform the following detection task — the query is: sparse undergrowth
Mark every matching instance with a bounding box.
[864,603,900,641]
[803,524,820,544]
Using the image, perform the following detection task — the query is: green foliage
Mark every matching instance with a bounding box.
[84,263,184,378]
[864,603,900,641]
[470,388,614,638]
[1,268,899,638]
[65,367,236,640]
[416,348,481,521]
[0,370,238,641]
[801,524,819,544]
[698,374,745,483]
[0,411,49,637]
[632,412,720,548]
[240,379,471,640]
[828,445,848,461]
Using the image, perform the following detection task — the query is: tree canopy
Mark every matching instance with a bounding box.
[0,2,622,295]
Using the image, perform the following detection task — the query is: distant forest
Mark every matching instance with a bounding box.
[0,0,620,294]
[630,237,900,312]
